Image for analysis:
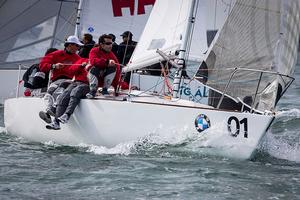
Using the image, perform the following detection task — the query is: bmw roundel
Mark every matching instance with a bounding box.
[195,114,211,133]
[88,27,95,33]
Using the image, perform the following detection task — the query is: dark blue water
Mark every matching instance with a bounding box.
[0,66,299,199]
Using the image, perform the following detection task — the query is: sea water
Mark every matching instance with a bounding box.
[0,68,299,199]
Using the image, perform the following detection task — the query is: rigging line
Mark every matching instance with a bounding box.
[220,0,233,8]
[51,1,63,48]
[0,0,8,9]
[129,70,177,97]
[0,1,77,46]
[214,0,217,30]
[120,0,140,65]
[53,5,78,44]
[0,37,53,55]
[0,0,40,43]
[0,16,57,46]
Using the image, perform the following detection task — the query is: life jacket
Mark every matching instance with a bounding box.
[22,63,49,89]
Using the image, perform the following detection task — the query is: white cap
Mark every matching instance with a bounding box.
[65,35,83,46]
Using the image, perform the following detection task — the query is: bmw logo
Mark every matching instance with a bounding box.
[195,114,211,133]
[88,27,94,33]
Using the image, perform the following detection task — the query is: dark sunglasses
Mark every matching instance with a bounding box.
[103,42,112,45]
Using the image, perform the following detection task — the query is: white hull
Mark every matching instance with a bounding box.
[4,95,274,159]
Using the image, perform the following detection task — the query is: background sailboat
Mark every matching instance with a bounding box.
[0,0,78,102]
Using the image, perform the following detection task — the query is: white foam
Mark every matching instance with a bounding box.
[277,108,300,118]
[0,126,6,133]
[263,133,300,163]
[84,142,135,155]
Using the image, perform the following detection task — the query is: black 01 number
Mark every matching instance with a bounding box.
[227,116,248,138]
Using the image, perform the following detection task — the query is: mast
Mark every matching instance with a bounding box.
[74,0,83,37]
[172,0,197,98]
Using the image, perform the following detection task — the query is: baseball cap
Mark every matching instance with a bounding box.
[120,31,133,37]
[65,35,84,46]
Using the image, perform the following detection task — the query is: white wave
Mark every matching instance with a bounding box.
[263,133,300,163]
[0,126,7,133]
[83,126,197,156]
[140,124,196,145]
[276,108,300,118]
[85,142,135,155]
[184,122,252,159]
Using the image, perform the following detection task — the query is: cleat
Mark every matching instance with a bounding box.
[58,113,69,124]
[39,111,52,124]
[46,119,60,130]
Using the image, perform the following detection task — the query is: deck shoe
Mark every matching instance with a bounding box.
[58,113,69,124]
[86,90,97,99]
[46,119,60,130]
[101,88,109,96]
[39,111,52,124]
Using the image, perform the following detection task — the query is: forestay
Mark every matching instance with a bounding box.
[201,0,300,111]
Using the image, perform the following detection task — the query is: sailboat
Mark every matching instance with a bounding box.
[4,0,300,159]
[0,0,154,103]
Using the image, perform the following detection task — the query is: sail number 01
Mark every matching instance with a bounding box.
[227,116,248,138]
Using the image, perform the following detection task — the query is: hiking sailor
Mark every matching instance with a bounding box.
[22,48,58,97]
[85,34,122,98]
[46,58,90,130]
[38,35,82,124]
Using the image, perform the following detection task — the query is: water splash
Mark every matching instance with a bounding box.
[260,133,300,163]
[261,108,300,163]
[0,126,6,133]
[277,108,300,119]
[85,142,135,156]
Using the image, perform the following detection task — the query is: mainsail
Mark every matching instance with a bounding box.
[0,0,79,69]
[201,0,300,111]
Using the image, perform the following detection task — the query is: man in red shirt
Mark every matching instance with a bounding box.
[86,34,121,98]
[46,58,89,130]
[39,35,83,124]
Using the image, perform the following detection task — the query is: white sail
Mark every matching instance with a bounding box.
[123,0,235,73]
[124,0,193,72]
[79,0,154,43]
[200,0,300,111]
